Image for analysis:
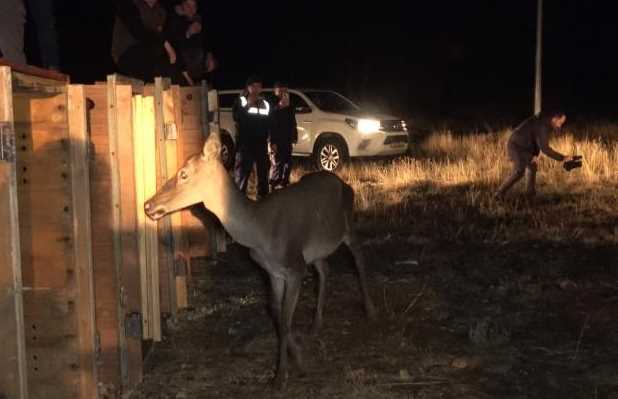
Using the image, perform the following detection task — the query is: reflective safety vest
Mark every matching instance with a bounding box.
[239,95,271,116]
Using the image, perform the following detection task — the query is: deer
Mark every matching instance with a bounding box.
[144,132,376,389]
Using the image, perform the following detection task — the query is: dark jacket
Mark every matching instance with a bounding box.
[112,0,167,62]
[233,95,272,146]
[164,11,204,75]
[269,102,298,145]
[508,115,565,161]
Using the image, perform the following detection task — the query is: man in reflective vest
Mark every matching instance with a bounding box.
[233,75,271,199]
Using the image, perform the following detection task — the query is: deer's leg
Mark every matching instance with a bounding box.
[344,234,377,321]
[273,271,303,390]
[311,259,329,335]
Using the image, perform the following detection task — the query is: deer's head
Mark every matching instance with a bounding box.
[144,132,222,221]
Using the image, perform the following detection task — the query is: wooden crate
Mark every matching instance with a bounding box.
[0,65,98,399]
[0,64,219,398]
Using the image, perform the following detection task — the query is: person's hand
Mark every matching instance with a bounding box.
[186,22,202,37]
[206,52,217,72]
[182,71,195,86]
[164,41,177,64]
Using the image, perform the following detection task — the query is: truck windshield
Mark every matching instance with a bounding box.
[303,91,360,113]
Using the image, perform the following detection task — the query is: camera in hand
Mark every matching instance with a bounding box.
[563,155,583,172]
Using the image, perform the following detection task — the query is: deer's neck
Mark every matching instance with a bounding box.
[201,162,262,248]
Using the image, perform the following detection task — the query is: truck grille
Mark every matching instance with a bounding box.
[384,135,409,145]
[380,120,407,132]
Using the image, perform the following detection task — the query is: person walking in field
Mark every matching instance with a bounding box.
[495,110,580,199]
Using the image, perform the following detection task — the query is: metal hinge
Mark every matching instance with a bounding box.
[125,312,143,338]
[164,122,178,140]
[0,122,16,162]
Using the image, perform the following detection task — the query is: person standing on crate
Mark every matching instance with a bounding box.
[495,110,581,200]
[233,75,271,200]
[268,81,298,190]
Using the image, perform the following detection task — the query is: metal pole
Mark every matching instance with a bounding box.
[534,0,543,115]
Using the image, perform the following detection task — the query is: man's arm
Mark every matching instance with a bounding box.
[536,126,565,161]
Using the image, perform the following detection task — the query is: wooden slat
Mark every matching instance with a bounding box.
[132,95,151,340]
[0,66,28,399]
[177,87,215,259]
[163,88,188,310]
[154,78,175,317]
[67,85,98,399]
[143,95,161,341]
[0,59,69,82]
[108,78,144,387]
[85,85,122,390]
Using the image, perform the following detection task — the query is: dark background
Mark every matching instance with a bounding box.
[25,0,618,126]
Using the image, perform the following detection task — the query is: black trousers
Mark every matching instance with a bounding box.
[234,140,270,198]
[269,141,293,188]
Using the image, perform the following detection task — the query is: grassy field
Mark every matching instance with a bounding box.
[328,124,618,245]
[131,124,618,399]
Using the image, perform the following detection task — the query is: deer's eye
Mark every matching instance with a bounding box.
[179,170,188,180]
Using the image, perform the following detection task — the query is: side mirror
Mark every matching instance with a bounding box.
[296,106,312,114]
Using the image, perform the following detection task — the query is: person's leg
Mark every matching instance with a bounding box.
[255,140,270,199]
[269,142,283,189]
[495,146,527,198]
[234,145,254,195]
[281,143,293,187]
[525,158,538,197]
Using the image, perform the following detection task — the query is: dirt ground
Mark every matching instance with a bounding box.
[129,213,618,398]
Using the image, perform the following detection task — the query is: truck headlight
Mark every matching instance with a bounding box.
[357,119,381,134]
[345,118,380,134]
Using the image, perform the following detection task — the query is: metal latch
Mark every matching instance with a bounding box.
[164,122,178,140]
[125,312,143,338]
[0,122,16,162]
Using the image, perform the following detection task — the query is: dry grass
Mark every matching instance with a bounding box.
[292,123,618,244]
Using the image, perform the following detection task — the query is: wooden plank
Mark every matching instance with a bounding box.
[67,85,98,399]
[142,95,161,341]
[0,66,28,399]
[163,88,187,310]
[108,78,144,388]
[177,87,215,260]
[115,87,144,392]
[132,95,151,340]
[154,78,175,317]
[15,87,81,399]
[0,59,69,82]
[88,84,122,392]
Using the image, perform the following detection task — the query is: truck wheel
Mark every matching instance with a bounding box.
[220,134,235,170]
[313,137,348,172]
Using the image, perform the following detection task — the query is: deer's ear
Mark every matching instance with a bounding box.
[202,131,222,161]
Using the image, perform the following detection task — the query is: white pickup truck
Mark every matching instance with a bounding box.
[217,89,409,171]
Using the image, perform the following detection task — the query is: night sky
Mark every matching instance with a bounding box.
[26,1,618,124]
